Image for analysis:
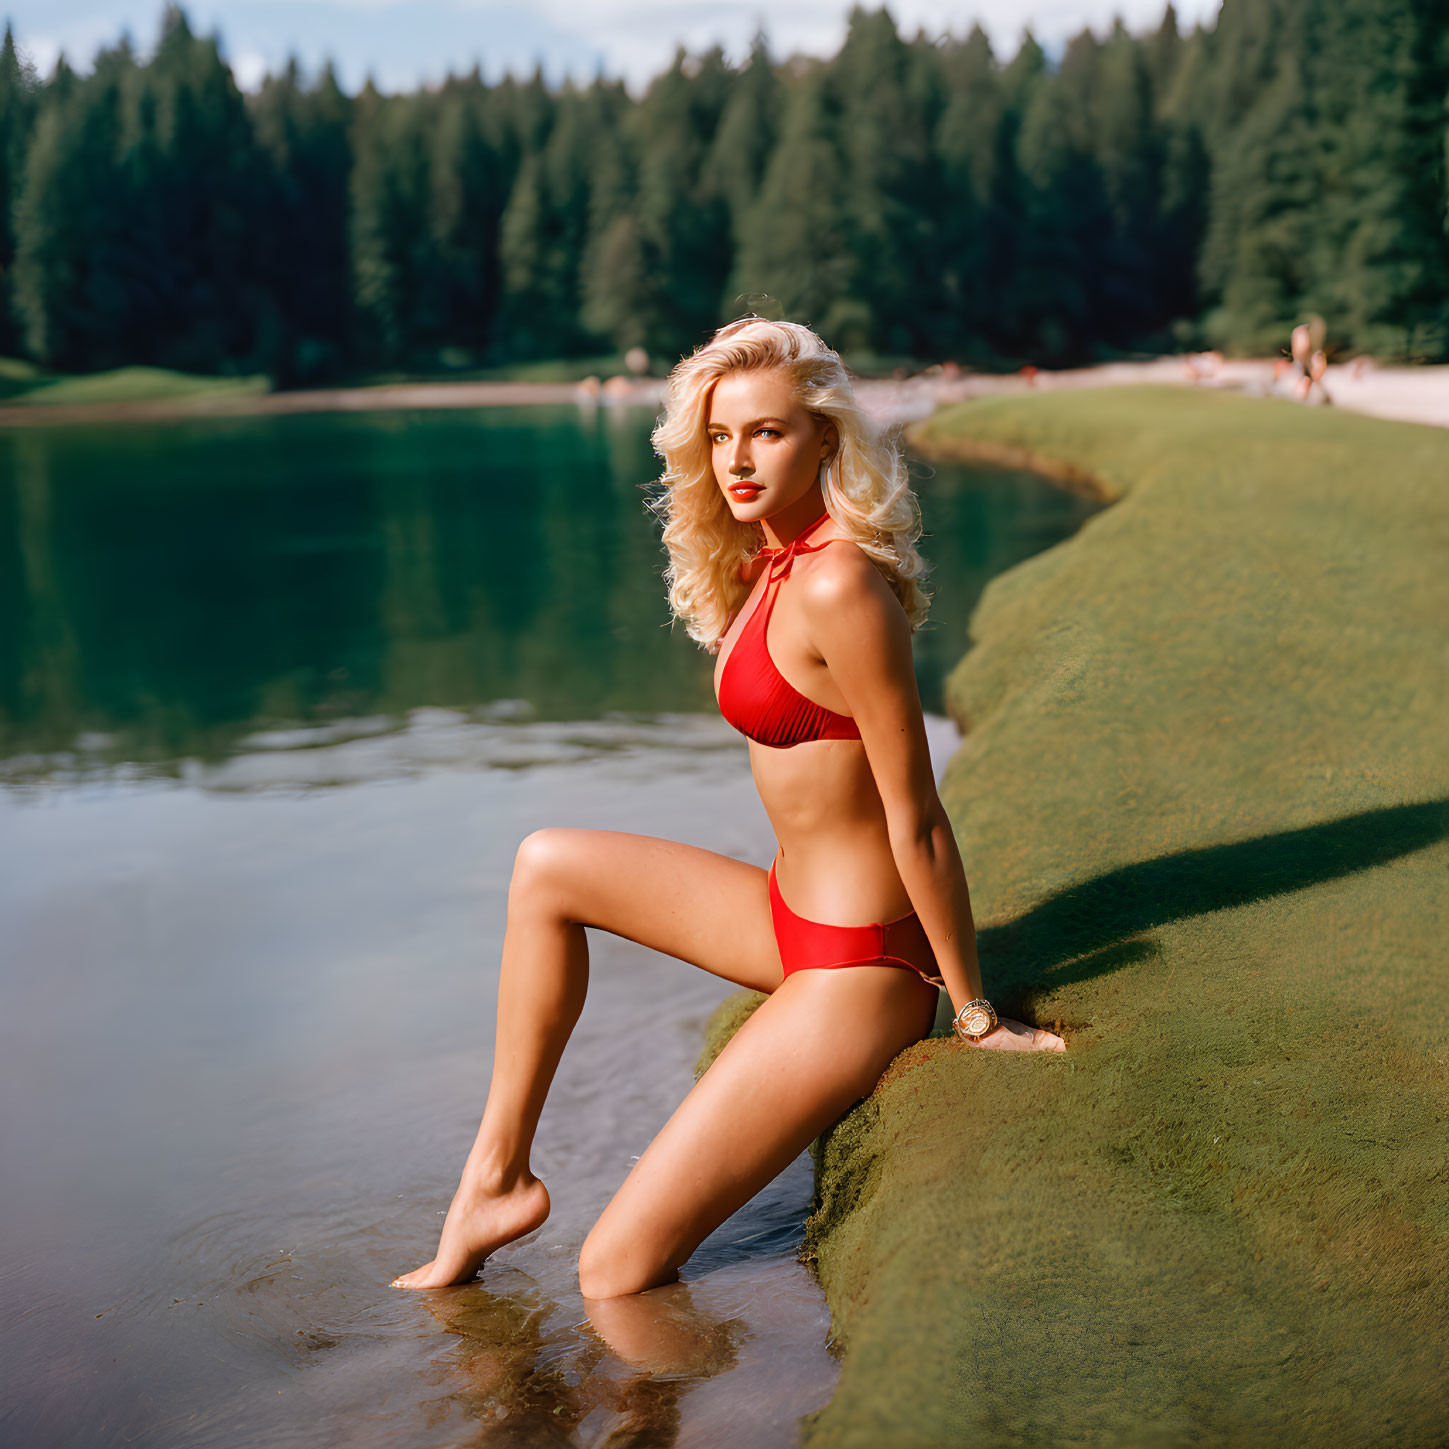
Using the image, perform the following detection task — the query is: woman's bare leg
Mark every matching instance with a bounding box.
[392,828,785,1289]
[577,964,938,1301]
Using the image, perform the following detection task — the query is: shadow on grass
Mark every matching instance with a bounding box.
[980,797,1449,1009]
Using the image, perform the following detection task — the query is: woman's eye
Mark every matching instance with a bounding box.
[757,429,779,438]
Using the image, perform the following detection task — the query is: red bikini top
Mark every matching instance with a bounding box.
[716,510,863,748]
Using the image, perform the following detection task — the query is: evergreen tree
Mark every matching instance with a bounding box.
[126,5,272,370]
[1054,25,1104,156]
[1154,120,1210,332]
[1091,20,1164,344]
[494,83,596,359]
[735,63,857,345]
[627,44,733,354]
[579,206,651,353]
[582,43,737,358]
[424,83,505,361]
[987,27,1048,354]
[1196,0,1296,143]
[934,24,1006,357]
[1199,16,1320,352]
[1145,3,1186,101]
[349,83,433,366]
[1013,67,1101,360]
[42,51,81,109]
[13,39,138,368]
[704,31,785,318]
[826,6,938,354]
[1001,28,1047,111]
[578,74,645,349]
[496,63,554,162]
[1153,15,1213,333]
[251,58,354,383]
[0,24,40,356]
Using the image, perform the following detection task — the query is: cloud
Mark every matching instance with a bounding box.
[230,46,269,90]
[3,1,1222,96]
[492,0,1221,93]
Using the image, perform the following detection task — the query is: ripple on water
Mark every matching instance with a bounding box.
[139,1152,837,1448]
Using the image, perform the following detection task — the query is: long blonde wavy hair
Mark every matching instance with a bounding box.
[646,315,933,654]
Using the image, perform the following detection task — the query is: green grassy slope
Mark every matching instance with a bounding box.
[0,358,270,405]
[701,385,1449,1447]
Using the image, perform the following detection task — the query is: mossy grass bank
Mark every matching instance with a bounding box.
[700,385,1448,1447]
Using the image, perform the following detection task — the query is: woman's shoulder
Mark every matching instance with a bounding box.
[796,535,898,610]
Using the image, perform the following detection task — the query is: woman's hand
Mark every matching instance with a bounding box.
[957,1017,1066,1053]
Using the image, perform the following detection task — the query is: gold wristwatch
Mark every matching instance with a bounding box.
[952,998,998,1042]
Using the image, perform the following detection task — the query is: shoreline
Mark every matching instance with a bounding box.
[1,356,1446,431]
[0,378,603,429]
[898,428,1118,502]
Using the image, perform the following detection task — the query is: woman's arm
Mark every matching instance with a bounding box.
[802,552,1064,1053]
[800,553,981,1007]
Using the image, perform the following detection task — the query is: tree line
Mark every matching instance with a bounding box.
[0,0,1444,385]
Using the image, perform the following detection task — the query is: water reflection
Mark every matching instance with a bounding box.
[0,405,687,767]
[0,405,1101,771]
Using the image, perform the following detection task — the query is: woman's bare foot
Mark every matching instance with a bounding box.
[391,1169,551,1289]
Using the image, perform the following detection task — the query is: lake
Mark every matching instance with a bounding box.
[0,404,1102,1447]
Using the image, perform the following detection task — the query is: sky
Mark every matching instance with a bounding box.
[5,1,1221,97]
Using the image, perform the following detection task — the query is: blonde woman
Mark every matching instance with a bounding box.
[392,316,1065,1301]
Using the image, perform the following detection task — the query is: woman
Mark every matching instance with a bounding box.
[392,316,1065,1301]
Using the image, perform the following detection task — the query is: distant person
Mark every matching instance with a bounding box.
[1278,321,1332,406]
[391,316,1065,1300]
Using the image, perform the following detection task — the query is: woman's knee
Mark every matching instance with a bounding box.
[576,1235,620,1300]
[508,827,577,912]
[577,1224,676,1301]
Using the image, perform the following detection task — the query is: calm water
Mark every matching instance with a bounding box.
[0,406,1102,1448]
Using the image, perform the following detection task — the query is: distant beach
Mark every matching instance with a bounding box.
[1,357,1446,431]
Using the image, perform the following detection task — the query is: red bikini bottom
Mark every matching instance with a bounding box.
[768,855,946,990]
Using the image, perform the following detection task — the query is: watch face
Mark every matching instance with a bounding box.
[950,1008,985,1043]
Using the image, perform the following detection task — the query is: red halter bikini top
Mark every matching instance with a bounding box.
[716,510,863,748]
